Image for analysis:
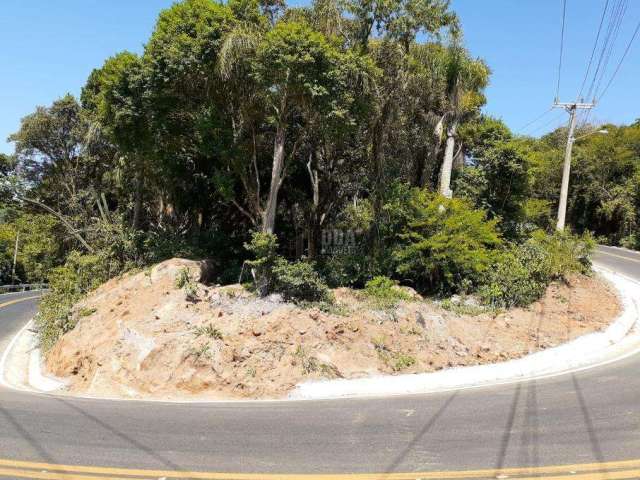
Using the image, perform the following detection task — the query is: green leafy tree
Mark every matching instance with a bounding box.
[393,190,502,293]
[82,51,152,229]
[251,21,353,233]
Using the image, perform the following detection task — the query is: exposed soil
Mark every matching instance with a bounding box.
[45,258,621,400]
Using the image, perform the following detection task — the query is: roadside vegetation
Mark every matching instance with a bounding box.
[0,0,633,355]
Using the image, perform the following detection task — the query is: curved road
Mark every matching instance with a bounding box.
[0,247,638,479]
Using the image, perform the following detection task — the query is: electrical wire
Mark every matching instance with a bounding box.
[556,0,568,101]
[518,107,554,133]
[528,111,567,136]
[592,0,629,99]
[577,0,610,101]
[597,18,640,102]
[586,0,628,101]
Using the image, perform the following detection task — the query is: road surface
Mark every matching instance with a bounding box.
[0,247,638,479]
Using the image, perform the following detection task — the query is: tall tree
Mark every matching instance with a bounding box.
[82,51,152,229]
[437,43,489,198]
[251,21,352,233]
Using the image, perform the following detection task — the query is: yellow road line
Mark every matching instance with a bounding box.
[0,466,146,480]
[597,250,640,264]
[0,295,40,310]
[516,470,640,480]
[0,458,639,480]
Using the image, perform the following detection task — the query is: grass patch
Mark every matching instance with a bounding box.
[440,298,488,316]
[193,324,223,340]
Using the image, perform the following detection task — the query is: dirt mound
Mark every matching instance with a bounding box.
[45,258,620,400]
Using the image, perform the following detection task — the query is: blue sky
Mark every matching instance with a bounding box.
[1,1,639,154]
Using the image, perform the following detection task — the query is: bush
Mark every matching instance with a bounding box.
[244,232,279,295]
[244,232,331,303]
[393,191,502,294]
[478,230,595,308]
[35,251,112,352]
[272,259,331,303]
[364,276,411,308]
[175,266,198,299]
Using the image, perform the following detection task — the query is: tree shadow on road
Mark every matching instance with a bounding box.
[52,397,181,471]
[383,390,458,474]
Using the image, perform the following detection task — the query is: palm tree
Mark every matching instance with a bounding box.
[437,43,489,197]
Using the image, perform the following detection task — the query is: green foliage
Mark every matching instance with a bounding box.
[393,190,502,294]
[272,259,331,303]
[364,276,411,308]
[245,232,331,303]
[35,251,112,352]
[478,231,595,308]
[244,232,279,295]
[194,323,223,340]
[455,140,530,236]
[175,267,198,299]
[391,352,416,372]
[372,335,416,371]
[0,213,63,283]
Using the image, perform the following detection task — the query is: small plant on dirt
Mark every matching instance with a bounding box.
[77,307,97,318]
[391,353,416,372]
[364,276,411,309]
[272,259,332,304]
[246,366,256,378]
[175,267,198,300]
[194,324,223,340]
[294,345,319,374]
[372,335,389,353]
[143,267,153,284]
[440,298,487,316]
[187,343,212,364]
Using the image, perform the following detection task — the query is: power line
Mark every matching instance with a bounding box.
[586,0,628,101]
[518,107,554,133]
[598,18,640,101]
[592,0,629,99]
[556,0,568,101]
[528,111,567,136]
[577,0,610,101]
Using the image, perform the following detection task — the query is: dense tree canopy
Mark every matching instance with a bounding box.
[1,0,638,293]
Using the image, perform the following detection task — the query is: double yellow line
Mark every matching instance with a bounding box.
[0,295,40,310]
[0,458,639,480]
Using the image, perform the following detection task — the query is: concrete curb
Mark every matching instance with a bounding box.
[0,320,66,393]
[290,266,640,400]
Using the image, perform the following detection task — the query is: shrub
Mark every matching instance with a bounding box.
[175,267,198,299]
[393,191,502,294]
[244,232,279,295]
[478,230,595,308]
[272,259,331,303]
[244,232,331,303]
[35,251,112,352]
[364,276,411,308]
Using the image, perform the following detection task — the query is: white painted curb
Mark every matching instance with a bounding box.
[0,320,66,393]
[290,266,640,400]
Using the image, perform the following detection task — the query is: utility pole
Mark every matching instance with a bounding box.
[11,231,19,285]
[553,101,594,231]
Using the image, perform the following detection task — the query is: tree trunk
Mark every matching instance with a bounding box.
[262,123,286,234]
[306,155,320,259]
[439,121,457,198]
[132,168,144,230]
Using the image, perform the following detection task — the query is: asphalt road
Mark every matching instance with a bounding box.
[0,248,638,479]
